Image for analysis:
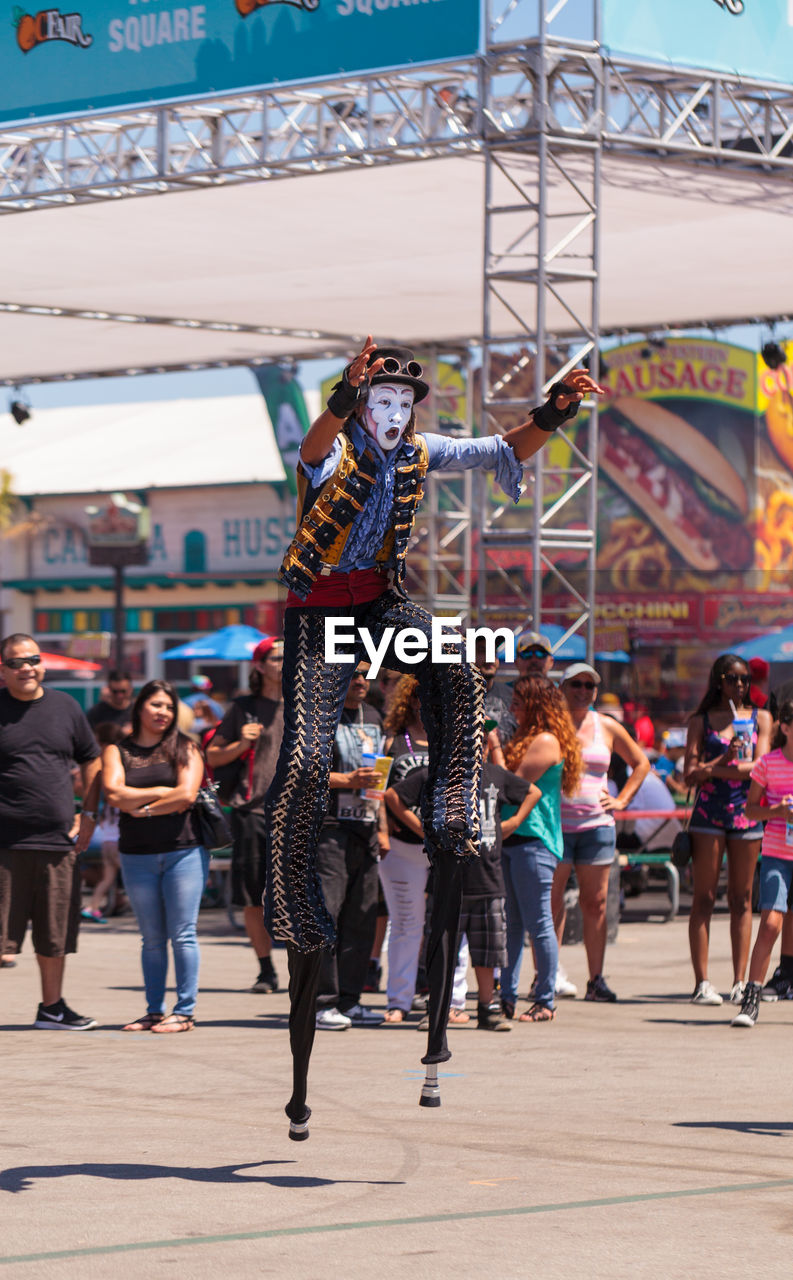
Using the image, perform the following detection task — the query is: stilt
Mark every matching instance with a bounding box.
[287,1108,311,1141]
[419,1063,440,1108]
[284,944,323,1141]
[418,848,462,1107]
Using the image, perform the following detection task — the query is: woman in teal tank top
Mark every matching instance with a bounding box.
[502,678,583,1021]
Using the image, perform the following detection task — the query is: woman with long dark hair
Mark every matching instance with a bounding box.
[501,677,583,1021]
[685,653,772,1006]
[102,680,206,1032]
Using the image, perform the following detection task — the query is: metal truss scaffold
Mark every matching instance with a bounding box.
[478,0,601,652]
[4,18,793,211]
[403,347,474,623]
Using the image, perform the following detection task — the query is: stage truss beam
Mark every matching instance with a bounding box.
[3,45,793,211]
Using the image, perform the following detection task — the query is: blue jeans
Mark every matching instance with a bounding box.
[501,838,559,1009]
[758,855,793,913]
[120,846,209,1017]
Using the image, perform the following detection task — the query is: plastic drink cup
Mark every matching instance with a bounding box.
[732,715,753,761]
[360,751,377,796]
[786,795,793,848]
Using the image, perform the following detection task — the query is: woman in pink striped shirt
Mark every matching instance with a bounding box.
[552,663,649,1003]
[732,702,793,1028]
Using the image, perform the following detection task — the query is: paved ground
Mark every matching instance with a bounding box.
[2,887,792,1279]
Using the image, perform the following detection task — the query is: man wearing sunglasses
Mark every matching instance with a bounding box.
[266,335,604,1133]
[516,631,555,680]
[0,634,101,1030]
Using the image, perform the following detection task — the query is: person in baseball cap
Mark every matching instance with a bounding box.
[252,636,282,664]
[561,662,601,687]
[556,658,649,1005]
[516,631,554,678]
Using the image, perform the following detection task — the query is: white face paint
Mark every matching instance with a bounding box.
[363,382,415,452]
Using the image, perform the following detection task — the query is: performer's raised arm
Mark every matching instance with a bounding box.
[301,334,384,466]
[502,368,605,462]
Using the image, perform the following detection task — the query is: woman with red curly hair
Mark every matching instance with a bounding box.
[501,677,583,1022]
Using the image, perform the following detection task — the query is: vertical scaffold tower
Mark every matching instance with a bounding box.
[479,0,602,654]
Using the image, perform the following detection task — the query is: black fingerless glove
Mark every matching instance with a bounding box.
[532,381,580,432]
[327,365,367,420]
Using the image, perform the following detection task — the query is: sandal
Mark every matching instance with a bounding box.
[519,1003,556,1023]
[150,1013,195,1034]
[501,999,515,1021]
[383,1008,408,1023]
[447,1007,471,1025]
[122,1012,164,1032]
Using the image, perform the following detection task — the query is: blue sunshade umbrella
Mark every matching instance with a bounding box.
[161,624,270,662]
[731,627,793,663]
[500,623,629,663]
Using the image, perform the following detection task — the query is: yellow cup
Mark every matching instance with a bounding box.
[366,756,393,796]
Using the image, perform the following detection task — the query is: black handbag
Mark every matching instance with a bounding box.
[192,783,233,852]
[670,791,696,869]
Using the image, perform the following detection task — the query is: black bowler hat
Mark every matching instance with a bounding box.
[366,346,430,403]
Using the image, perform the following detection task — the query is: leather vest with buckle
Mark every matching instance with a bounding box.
[279,429,429,601]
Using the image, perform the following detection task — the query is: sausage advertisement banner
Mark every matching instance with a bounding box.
[596,338,758,597]
[1,0,480,127]
[602,0,793,85]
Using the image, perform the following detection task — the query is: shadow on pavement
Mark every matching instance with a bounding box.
[674,1121,793,1137]
[0,1161,405,1194]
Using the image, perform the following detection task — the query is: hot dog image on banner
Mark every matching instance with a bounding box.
[594,338,757,597]
[756,340,793,592]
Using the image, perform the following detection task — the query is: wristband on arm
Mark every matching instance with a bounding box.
[327,365,367,419]
[531,381,581,432]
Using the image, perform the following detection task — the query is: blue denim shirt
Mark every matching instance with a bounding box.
[300,422,525,573]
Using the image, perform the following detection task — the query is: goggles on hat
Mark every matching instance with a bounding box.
[379,356,423,379]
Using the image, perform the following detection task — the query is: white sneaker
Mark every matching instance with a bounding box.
[315,1007,351,1030]
[729,981,745,1004]
[555,967,578,999]
[691,980,723,1006]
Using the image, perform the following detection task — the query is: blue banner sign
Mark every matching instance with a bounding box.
[1,0,481,126]
[603,0,793,85]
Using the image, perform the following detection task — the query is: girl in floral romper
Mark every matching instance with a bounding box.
[684,654,772,1007]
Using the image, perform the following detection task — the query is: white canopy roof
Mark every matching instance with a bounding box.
[3,391,288,495]
[1,151,791,383]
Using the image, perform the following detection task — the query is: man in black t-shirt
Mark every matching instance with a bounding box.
[315,664,386,1029]
[207,637,284,994]
[392,758,538,1031]
[0,633,101,1030]
[86,670,134,734]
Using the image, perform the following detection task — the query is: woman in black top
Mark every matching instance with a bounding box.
[102,680,206,1032]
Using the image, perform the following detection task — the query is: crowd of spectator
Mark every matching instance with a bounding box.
[2,628,792,1038]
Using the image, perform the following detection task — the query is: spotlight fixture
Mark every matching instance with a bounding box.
[761,341,787,370]
[9,395,30,425]
[583,351,610,379]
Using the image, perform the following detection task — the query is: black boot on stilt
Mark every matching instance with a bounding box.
[284,945,323,1140]
[419,848,463,1107]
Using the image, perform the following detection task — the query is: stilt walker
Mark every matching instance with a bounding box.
[264,337,602,1138]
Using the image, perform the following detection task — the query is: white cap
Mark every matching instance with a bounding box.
[562,662,601,685]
